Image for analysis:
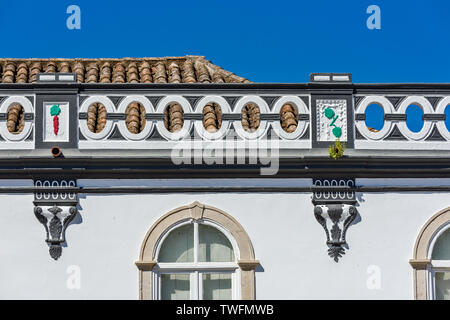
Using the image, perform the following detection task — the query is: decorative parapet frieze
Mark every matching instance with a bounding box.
[33,179,78,260]
[354,95,450,149]
[77,94,312,149]
[1,89,450,152]
[312,178,358,262]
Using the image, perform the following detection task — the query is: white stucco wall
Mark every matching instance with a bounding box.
[0,178,448,299]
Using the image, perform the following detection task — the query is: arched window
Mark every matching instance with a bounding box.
[136,202,259,300]
[410,207,450,300]
[430,227,450,300]
[156,220,237,300]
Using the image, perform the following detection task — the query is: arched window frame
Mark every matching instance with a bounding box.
[410,207,450,299]
[153,218,241,300]
[136,202,259,300]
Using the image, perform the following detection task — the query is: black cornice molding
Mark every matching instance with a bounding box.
[2,82,450,93]
[0,156,447,179]
[1,185,450,194]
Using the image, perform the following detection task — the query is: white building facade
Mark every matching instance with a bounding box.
[0,58,449,300]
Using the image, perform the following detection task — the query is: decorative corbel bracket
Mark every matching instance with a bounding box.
[312,179,358,262]
[33,179,78,260]
[314,204,357,262]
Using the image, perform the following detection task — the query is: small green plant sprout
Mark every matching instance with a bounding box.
[329,139,345,159]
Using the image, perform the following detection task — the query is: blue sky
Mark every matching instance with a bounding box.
[1,0,449,83]
[1,0,450,130]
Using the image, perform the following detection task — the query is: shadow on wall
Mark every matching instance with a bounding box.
[59,203,84,249]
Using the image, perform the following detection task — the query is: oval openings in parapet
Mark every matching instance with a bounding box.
[445,105,450,132]
[280,103,298,133]
[164,103,184,133]
[125,102,146,134]
[406,104,424,133]
[7,103,25,134]
[241,103,260,133]
[364,103,384,132]
[87,102,107,133]
[202,103,222,133]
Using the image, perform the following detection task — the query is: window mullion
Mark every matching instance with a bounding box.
[189,272,195,300]
[429,266,436,300]
[196,271,200,300]
[199,271,201,300]
[193,222,199,300]
[194,221,199,264]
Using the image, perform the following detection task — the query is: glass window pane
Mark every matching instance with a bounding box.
[435,271,450,300]
[159,224,194,262]
[198,224,235,262]
[202,273,232,300]
[432,228,450,260]
[161,274,190,300]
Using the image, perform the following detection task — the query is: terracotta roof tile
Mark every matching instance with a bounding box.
[195,60,211,83]
[45,61,57,73]
[280,103,298,133]
[2,62,15,83]
[153,61,167,84]
[72,61,85,83]
[126,62,139,83]
[0,56,250,84]
[58,62,71,73]
[87,103,107,133]
[168,62,181,83]
[164,103,184,132]
[203,103,222,132]
[86,62,99,83]
[16,62,28,83]
[7,103,25,133]
[112,62,126,83]
[182,59,197,83]
[100,62,111,83]
[138,61,152,83]
[241,103,260,132]
[125,102,146,133]
[29,62,41,83]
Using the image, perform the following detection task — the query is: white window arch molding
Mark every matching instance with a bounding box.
[410,207,450,299]
[153,218,240,262]
[153,219,240,300]
[135,201,259,300]
[355,96,394,141]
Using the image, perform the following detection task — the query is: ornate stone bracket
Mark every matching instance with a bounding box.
[33,179,78,260]
[314,204,357,262]
[312,179,358,262]
[34,205,78,260]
